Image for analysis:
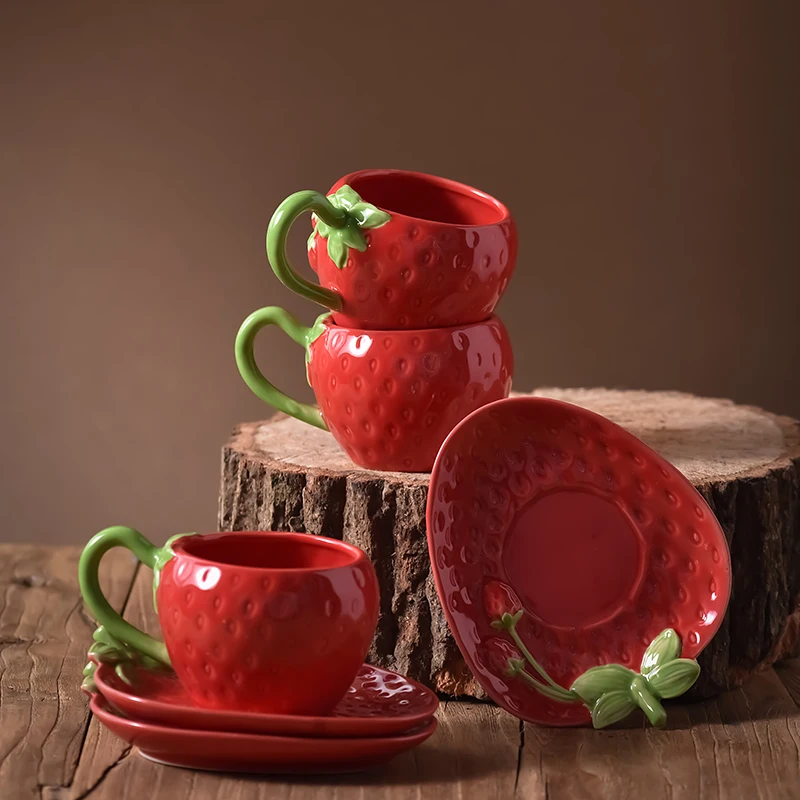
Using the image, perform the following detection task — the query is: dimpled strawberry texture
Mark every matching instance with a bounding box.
[307,217,517,330]
[156,556,379,715]
[308,317,514,472]
[428,398,731,726]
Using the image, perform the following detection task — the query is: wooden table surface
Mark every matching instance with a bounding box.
[2,544,799,800]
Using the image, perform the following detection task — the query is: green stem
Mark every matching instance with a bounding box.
[508,622,574,699]
[630,675,667,727]
[516,668,580,704]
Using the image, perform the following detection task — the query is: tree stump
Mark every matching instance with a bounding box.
[219,389,800,699]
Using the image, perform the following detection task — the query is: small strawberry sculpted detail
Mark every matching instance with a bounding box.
[483,580,523,620]
[308,185,391,269]
[492,612,700,729]
[81,625,167,694]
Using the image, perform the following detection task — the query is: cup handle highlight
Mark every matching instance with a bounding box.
[235,306,328,430]
[78,526,171,666]
[267,190,346,311]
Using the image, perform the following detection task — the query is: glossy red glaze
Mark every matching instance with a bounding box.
[427,397,732,726]
[155,532,379,716]
[307,169,517,329]
[308,316,513,472]
[94,661,438,737]
[90,694,437,774]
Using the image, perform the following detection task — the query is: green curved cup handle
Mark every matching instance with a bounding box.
[78,526,174,667]
[235,306,329,430]
[266,185,391,310]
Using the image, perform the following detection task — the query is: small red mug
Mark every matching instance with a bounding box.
[268,169,517,329]
[79,529,379,715]
[235,309,513,471]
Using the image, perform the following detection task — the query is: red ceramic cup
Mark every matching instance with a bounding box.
[235,309,513,472]
[79,528,379,716]
[267,169,517,329]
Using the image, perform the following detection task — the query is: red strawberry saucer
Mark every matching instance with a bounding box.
[427,397,732,728]
[90,693,437,774]
[93,662,439,738]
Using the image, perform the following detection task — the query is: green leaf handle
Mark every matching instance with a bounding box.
[267,190,347,310]
[235,306,328,430]
[78,526,170,667]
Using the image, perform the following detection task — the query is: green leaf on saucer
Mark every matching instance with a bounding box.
[506,658,526,678]
[570,664,636,705]
[640,628,682,674]
[591,690,637,729]
[491,609,524,631]
[646,658,700,699]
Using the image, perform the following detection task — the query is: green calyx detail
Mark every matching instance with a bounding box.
[81,625,167,694]
[304,312,331,384]
[152,532,198,613]
[308,185,390,269]
[495,612,700,729]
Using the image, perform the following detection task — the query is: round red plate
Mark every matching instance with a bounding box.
[94,662,438,738]
[90,693,437,774]
[427,397,732,726]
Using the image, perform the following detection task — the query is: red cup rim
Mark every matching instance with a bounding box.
[319,313,503,337]
[170,531,366,574]
[331,168,513,229]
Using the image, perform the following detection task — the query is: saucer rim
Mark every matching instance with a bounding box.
[93,661,439,738]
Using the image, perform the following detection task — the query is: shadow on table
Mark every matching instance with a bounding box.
[187,741,504,787]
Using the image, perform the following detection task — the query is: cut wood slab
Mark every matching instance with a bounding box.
[219,389,800,698]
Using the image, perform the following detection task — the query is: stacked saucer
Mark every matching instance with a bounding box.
[79,529,438,774]
[85,660,438,774]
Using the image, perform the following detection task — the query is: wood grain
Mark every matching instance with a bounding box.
[219,388,800,698]
[0,544,138,800]
[2,545,800,798]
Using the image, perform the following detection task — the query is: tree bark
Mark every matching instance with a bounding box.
[219,389,800,698]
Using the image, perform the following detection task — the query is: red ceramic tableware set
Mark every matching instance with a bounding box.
[235,169,516,472]
[79,169,733,775]
[79,529,439,773]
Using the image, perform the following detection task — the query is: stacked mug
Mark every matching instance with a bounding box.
[236,169,517,472]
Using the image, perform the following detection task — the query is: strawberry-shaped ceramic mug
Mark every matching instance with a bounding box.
[268,169,517,330]
[235,308,514,472]
[79,528,379,715]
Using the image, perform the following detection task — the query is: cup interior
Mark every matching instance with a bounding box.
[172,532,360,571]
[346,170,508,227]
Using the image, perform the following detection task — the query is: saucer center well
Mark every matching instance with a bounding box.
[501,490,644,629]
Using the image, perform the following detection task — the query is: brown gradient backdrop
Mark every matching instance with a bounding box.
[1,2,798,544]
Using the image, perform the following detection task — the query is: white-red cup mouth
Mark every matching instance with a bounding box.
[170,531,365,574]
[332,168,512,228]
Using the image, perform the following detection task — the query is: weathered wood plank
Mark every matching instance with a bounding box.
[0,544,138,800]
[519,666,800,799]
[67,554,800,799]
[73,702,520,800]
